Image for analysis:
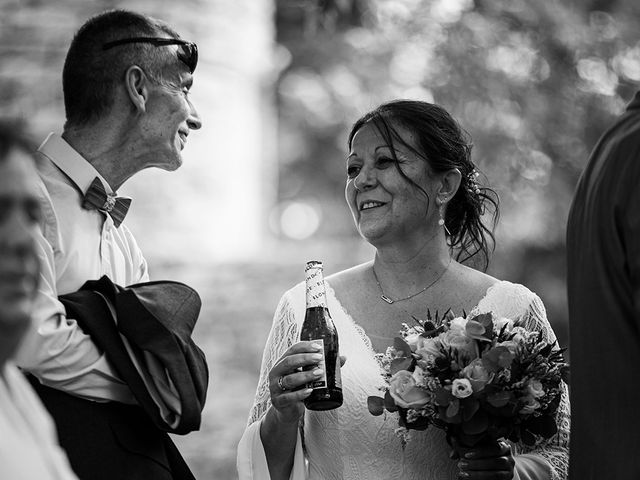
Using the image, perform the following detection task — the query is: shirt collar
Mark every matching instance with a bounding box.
[37,133,115,195]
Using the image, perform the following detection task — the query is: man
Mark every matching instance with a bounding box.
[0,121,78,479]
[567,90,640,479]
[14,9,203,480]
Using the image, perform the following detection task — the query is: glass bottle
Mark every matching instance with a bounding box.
[300,260,343,410]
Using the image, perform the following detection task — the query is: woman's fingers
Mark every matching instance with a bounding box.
[458,456,513,471]
[457,440,514,480]
[268,341,346,420]
[271,388,313,410]
[285,341,324,357]
[462,440,510,459]
[470,440,511,458]
[457,471,513,480]
[272,342,324,374]
[276,367,324,392]
[278,351,323,373]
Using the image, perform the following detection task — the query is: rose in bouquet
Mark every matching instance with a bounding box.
[367,310,568,449]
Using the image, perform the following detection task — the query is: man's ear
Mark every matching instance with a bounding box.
[124,66,148,113]
[437,168,462,204]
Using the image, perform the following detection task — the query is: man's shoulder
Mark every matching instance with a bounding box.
[594,106,640,166]
[576,112,640,196]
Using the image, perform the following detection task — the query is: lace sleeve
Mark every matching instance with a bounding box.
[513,292,570,480]
[246,289,301,426]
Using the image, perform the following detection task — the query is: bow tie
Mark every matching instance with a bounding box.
[81,177,132,228]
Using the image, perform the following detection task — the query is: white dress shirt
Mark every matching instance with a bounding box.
[15,133,148,403]
[0,362,79,480]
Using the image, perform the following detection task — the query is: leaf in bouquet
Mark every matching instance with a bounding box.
[446,399,460,418]
[435,387,454,407]
[544,392,562,413]
[439,405,461,424]
[487,423,511,441]
[487,391,512,408]
[471,312,493,329]
[465,319,490,342]
[498,322,510,339]
[482,346,515,372]
[538,342,554,358]
[434,355,451,372]
[405,414,430,431]
[384,390,398,412]
[521,429,536,446]
[410,314,424,327]
[423,320,437,331]
[393,337,413,357]
[455,431,488,449]
[433,416,448,429]
[443,308,455,322]
[398,408,408,428]
[461,398,480,421]
[390,357,414,375]
[523,414,558,439]
[367,396,385,416]
[488,402,519,419]
[548,348,567,364]
[461,409,489,435]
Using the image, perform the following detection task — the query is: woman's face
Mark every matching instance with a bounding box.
[345,121,440,246]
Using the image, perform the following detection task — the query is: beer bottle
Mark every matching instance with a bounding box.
[300,260,343,411]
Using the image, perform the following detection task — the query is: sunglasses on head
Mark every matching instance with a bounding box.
[102,37,198,73]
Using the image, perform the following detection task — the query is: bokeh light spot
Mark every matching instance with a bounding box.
[280,202,321,240]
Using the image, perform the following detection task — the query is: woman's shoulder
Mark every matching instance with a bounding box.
[476,279,543,319]
[278,280,306,309]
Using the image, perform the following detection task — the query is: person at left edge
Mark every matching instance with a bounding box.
[0,120,79,480]
[13,9,203,480]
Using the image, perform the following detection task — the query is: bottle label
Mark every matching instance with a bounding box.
[307,338,327,389]
[305,262,327,308]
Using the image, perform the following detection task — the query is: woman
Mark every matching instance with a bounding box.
[237,100,569,480]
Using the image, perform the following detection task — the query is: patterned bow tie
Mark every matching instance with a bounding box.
[81,177,132,228]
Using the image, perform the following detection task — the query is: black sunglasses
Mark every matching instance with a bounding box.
[102,37,198,73]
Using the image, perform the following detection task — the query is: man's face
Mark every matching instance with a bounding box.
[141,53,202,172]
[0,148,41,365]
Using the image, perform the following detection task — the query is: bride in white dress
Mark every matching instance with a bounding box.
[237,100,569,480]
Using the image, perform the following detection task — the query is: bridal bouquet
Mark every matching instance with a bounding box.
[367,310,568,448]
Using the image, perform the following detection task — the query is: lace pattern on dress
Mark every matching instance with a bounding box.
[247,293,299,426]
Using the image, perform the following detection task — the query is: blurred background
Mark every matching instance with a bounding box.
[2,0,639,478]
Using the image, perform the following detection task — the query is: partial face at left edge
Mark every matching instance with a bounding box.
[0,148,41,364]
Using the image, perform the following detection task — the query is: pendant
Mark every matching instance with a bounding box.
[380,294,394,304]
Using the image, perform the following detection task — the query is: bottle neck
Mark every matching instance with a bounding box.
[305,263,327,308]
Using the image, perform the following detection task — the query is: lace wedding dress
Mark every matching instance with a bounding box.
[237,281,569,480]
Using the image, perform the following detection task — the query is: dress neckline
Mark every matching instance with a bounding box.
[324,279,508,355]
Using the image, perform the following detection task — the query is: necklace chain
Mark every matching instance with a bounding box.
[372,258,452,304]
